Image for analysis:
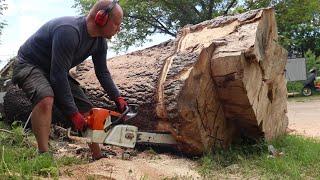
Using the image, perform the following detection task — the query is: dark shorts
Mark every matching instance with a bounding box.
[12,61,93,114]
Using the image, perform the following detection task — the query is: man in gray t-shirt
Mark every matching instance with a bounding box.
[12,0,127,160]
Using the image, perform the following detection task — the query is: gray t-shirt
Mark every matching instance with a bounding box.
[17,16,120,115]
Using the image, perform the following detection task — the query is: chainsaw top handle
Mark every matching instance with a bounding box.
[112,105,130,124]
[106,104,139,129]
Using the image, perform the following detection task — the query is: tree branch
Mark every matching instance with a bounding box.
[162,0,200,23]
[127,14,176,36]
[224,0,237,15]
[190,5,201,17]
[161,1,184,15]
[199,0,207,11]
[208,0,215,19]
[150,15,176,36]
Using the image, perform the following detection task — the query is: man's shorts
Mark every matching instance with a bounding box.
[12,61,93,114]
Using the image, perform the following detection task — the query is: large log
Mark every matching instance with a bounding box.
[72,8,288,154]
[3,8,288,155]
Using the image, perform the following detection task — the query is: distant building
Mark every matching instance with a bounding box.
[285,58,307,82]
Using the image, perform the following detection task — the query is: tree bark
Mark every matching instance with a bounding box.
[4,8,288,155]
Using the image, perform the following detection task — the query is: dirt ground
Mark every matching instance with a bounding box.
[58,97,320,180]
[59,152,201,179]
[58,145,202,180]
[287,97,320,137]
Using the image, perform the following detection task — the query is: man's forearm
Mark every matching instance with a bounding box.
[50,72,78,115]
[96,72,120,101]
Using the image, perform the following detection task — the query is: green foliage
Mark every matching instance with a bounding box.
[72,0,95,14]
[241,0,320,57]
[0,122,85,178]
[198,135,320,179]
[287,81,303,93]
[305,50,320,73]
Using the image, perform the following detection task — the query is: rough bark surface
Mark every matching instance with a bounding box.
[3,8,288,155]
[3,85,71,128]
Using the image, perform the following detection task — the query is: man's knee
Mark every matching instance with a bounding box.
[35,96,54,112]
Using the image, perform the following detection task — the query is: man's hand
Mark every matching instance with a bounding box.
[115,96,128,112]
[70,112,86,131]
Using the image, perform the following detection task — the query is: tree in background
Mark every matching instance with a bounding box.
[241,0,320,57]
[73,0,238,51]
[0,0,7,41]
[73,0,320,57]
[305,50,320,72]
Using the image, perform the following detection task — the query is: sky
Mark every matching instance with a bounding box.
[0,0,172,69]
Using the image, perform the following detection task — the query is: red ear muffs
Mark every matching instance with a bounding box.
[95,10,109,27]
[94,0,118,27]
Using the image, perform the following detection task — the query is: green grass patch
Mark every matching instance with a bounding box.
[286,81,320,99]
[287,81,304,93]
[0,121,85,179]
[198,135,320,179]
[288,92,320,102]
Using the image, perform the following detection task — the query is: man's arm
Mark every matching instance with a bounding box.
[50,26,79,115]
[92,42,120,101]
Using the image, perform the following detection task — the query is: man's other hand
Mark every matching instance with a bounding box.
[70,112,86,131]
[115,96,128,112]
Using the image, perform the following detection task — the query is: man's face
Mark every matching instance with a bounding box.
[102,7,122,39]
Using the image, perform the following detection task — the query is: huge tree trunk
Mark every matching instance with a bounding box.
[72,8,288,154]
[4,8,288,155]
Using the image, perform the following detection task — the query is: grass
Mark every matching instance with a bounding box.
[287,92,320,102]
[287,81,304,93]
[198,135,320,179]
[286,80,320,101]
[0,121,85,179]
[2,118,320,179]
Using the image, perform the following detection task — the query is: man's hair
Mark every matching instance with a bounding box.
[88,0,115,20]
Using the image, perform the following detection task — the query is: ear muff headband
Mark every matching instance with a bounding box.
[95,0,119,27]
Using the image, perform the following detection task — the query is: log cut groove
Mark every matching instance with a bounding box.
[3,8,288,155]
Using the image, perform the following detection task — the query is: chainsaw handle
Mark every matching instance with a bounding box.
[104,106,129,132]
[104,104,138,132]
[112,105,130,125]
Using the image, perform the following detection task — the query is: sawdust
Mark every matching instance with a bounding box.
[54,97,320,180]
[59,150,201,180]
[49,127,200,179]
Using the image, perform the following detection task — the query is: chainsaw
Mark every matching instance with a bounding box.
[68,105,177,148]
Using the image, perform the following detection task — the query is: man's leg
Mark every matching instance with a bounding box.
[88,143,102,159]
[31,97,54,152]
[12,62,55,153]
[81,111,102,159]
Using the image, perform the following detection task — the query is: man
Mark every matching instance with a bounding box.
[12,0,127,160]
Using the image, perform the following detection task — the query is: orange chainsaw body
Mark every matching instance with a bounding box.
[85,108,121,130]
[69,105,177,148]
